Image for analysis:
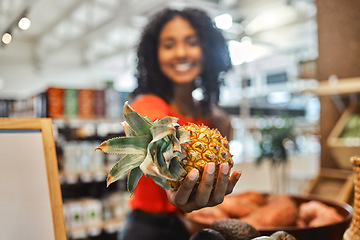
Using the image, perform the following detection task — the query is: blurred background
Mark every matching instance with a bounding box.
[1,0,359,239]
[0,0,318,97]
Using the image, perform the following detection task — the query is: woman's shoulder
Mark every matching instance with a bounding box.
[130,94,171,121]
[131,94,170,110]
[131,94,167,105]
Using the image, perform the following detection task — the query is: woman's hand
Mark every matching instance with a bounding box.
[166,162,241,213]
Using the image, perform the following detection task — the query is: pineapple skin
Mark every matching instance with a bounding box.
[169,123,234,190]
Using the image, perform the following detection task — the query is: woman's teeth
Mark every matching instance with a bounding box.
[174,63,192,71]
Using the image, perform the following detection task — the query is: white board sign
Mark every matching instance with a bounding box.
[0,118,66,240]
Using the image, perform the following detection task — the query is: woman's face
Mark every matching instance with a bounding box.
[158,16,203,84]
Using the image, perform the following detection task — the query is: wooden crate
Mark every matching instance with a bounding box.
[327,103,360,169]
[304,168,354,204]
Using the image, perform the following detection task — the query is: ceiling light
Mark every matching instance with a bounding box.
[228,38,270,65]
[2,32,12,44]
[245,5,297,35]
[18,17,31,30]
[215,13,233,30]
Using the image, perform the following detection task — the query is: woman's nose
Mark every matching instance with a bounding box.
[175,44,187,58]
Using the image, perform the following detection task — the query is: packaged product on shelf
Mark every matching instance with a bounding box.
[62,201,71,231]
[67,200,86,228]
[64,88,78,118]
[105,88,121,118]
[63,142,81,184]
[78,89,94,118]
[102,192,128,234]
[90,142,106,182]
[34,92,47,117]
[0,100,10,117]
[79,141,93,183]
[46,87,64,118]
[63,141,106,183]
[79,141,106,182]
[93,89,106,117]
[65,200,87,239]
[83,198,103,237]
[64,197,120,238]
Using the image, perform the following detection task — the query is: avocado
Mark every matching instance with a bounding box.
[211,218,261,240]
[190,228,226,240]
[270,231,297,240]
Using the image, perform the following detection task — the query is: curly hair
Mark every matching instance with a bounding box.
[131,7,231,115]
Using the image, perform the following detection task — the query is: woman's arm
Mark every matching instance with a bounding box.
[208,105,233,140]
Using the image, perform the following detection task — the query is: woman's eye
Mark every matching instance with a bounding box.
[160,41,174,49]
[163,44,174,49]
[188,41,199,46]
[187,37,200,47]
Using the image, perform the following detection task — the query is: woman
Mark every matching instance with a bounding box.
[121,7,241,240]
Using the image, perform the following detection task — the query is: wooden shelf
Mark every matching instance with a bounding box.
[302,76,360,96]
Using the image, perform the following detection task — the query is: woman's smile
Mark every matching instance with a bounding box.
[173,62,196,72]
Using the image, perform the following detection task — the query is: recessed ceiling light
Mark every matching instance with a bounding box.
[2,32,12,44]
[18,17,31,30]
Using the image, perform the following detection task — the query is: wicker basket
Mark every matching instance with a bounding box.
[327,104,360,169]
[343,155,360,240]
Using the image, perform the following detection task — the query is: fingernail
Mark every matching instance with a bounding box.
[221,163,229,175]
[188,169,199,181]
[235,171,242,180]
[207,162,215,174]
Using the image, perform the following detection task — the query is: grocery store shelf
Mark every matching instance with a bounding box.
[302,76,360,96]
[59,170,108,185]
[66,218,124,239]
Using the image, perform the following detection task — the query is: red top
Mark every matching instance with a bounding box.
[128,95,212,213]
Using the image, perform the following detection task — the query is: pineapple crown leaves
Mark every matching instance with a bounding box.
[96,101,189,192]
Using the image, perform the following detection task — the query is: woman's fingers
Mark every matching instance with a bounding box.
[193,162,216,207]
[167,163,241,213]
[211,163,230,204]
[226,170,242,195]
[170,168,199,207]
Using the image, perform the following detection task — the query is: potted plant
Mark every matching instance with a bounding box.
[256,116,298,193]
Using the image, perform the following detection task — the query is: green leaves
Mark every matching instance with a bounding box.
[96,135,151,155]
[123,102,153,136]
[140,135,186,181]
[127,167,143,193]
[107,155,145,187]
[96,101,188,193]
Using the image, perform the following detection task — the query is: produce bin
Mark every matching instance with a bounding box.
[327,103,360,169]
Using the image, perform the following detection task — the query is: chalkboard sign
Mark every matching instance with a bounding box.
[0,118,66,240]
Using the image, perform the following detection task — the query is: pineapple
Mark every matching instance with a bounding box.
[96,101,233,193]
[169,123,233,190]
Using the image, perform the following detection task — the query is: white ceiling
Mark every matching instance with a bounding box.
[0,0,317,99]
